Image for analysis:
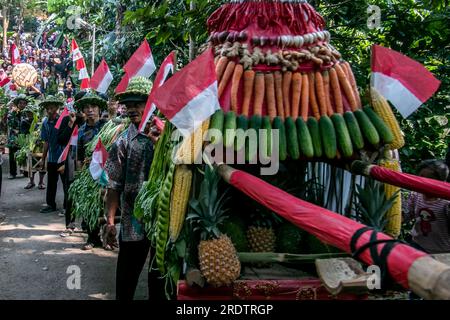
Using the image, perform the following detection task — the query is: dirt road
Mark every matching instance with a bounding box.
[0,155,148,300]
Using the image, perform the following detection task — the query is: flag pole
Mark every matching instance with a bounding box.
[91,25,96,75]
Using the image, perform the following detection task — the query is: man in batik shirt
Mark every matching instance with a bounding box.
[7,94,28,178]
[104,77,165,300]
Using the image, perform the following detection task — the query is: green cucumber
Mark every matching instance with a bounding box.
[296,118,314,158]
[247,115,262,162]
[354,109,380,146]
[235,115,249,151]
[343,111,364,150]
[319,116,337,159]
[307,117,323,158]
[331,113,353,158]
[363,106,394,144]
[223,111,237,148]
[285,117,300,160]
[208,109,224,144]
[260,116,272,158]
[272,116,287,161]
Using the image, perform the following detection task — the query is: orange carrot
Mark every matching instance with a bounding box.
[218,60,236,98]
[329,67,343,114]
[300,73,309,121]
[274,71,285,119]
[241,70,255,117]
[290,72,302,120]
[215,56,229,82]
[343,62,361,108]
[315,71,327,117]
[308,72,320,120]
[282,71,292,118]
[230,64,244,113]
[323,70,334,116]
[334,64,357,112]
[253,73,265,116]
[265,73,277,121]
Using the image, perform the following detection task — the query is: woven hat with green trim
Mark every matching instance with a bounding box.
[23,103,39,114]
[13,94,29,105]
[39,95,64,109]
[115,76,153,103]
[74,92,108,111]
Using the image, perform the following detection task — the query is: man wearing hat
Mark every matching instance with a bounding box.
[58,91,87,236]
[39,95,65,214]
[7,94,29,179]
[19,103,47,190]
[72,91,108,249]
[103,77,165,300]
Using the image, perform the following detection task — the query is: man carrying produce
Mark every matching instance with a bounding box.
[39,95,65,214]
[103,77,165,300]
[7,94,29,179]
[73,92,108,250]
[58,90,86,237]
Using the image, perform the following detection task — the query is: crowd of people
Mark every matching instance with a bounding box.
[1,44,164,298]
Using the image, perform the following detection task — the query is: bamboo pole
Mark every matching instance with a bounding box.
[217,164,450,299]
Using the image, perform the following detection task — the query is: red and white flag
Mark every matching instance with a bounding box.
[71,39,90,90]
[0,78,16,97]
[115,39,156,93]
[55,107,70,130]
[58,125,78,164]
[139,51,176,132]
[90,59,113,94]
[151,48,220,135]
[89,138,109,181]
[371,45,441,118]
[10,43,20,65]
[0,77,11,88]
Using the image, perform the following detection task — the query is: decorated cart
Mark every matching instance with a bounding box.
[132,0,450,301]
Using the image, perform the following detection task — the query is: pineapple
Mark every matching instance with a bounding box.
[354,179,399,232]
[246,211,277,253]
[188,166,241,287]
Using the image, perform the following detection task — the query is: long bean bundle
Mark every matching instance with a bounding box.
[68,169,103,229]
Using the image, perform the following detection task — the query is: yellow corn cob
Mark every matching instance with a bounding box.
[175,119,210,164]
[169,164,193,242]
[380,158,402,238]
[370,87,405,150]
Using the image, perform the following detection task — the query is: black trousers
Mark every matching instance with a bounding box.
[9,146,18,176]
[63,179,75,228]
[46,162,66,210]
[86,225,101,245]
[116,237,166,301]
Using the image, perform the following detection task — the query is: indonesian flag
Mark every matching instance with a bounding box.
[10,43,20,65]
[115,39,156,93]
[151,49,219,135]
[71,39,90,90]
[90,59,113,94]
[89,138,109,185]
[58,125,78,164]
[139,51,176,132]
[371,45,441,118]
[0,77,11,88]
[55,107,70,130]
[0,78,16,97]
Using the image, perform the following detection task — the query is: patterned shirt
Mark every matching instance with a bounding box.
[6,110,21,148]
[105,123,154,242]
[40,116,64,163]
[405,192,450,253]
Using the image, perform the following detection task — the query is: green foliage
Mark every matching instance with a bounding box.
[317,0,449,171]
